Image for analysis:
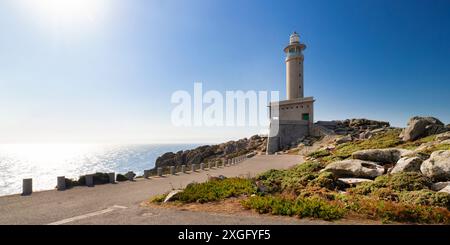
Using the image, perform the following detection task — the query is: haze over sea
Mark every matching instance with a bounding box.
[0,144,200,196]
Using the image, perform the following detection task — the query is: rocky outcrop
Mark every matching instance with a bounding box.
[154,135,266,169]
[420,150,450,181]
[316,119,390,136]
[321,159,385,179]
[400,116,447,142]
[391,157,423,174]
[352,148,413,165]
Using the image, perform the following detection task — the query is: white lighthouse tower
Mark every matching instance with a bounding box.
[267,32,315,154]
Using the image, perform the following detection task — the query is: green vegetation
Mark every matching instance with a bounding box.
[418,143,450,155]
[308,150,331,158]
[172,178,256,203]
[242,195,345,221]
[321,129,403,163]
[399,190,450,210]
[256,161,333,194]
[399,135,437,150]
[335,194,450,224]
[150,194,167,204]
[350,172,432,195]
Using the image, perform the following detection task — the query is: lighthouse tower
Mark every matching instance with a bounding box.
[285,32,306,100]
[267,32,315,154]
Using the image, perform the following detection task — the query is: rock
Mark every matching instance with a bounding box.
[400,116,446,141]
[441,139,450,145]
[256,181,269,194]
[359,131,372,140]
[246,152,256,158]
[163,190,182,203]
[338,178,373,186]
[153,136,267,170]
[431,182,450,191]
[336,135,352,144]
[391,157,423,174]
[436,132,450,142]
[352,148,413,165]
[208,175,227,181]
[320,159,385,179]
[124,171,136,181]
[438,185,450,194]
[421,150,450,181]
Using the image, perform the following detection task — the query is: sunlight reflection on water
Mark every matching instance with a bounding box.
[0,144,198,196]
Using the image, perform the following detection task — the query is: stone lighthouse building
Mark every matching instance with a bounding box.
[267,32,315,154]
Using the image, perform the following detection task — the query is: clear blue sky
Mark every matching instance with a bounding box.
[0,0,449,143]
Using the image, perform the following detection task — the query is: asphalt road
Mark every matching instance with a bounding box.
[0,155,304,225]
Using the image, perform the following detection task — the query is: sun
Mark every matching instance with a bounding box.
[19,0,110,31]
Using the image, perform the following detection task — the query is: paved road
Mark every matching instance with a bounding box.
[0,155,303,225]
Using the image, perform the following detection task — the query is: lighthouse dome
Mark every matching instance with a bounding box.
[289,32,300,44]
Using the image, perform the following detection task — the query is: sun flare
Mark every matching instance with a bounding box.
[19,0,109,31]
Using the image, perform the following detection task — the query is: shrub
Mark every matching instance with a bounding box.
[174,178,256,203]
[150,194,167,204]
[116,174,128,182]
[351,172,432,195]
[64,178,80,188]
[77,172,111,185]
[336,194,450,224]
[399,190,450,210]
[256,169,286,193]
[242,195,346,221]
[308,150,331,159]
[308,172,342,190]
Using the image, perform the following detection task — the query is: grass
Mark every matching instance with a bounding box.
[171,178,256,204]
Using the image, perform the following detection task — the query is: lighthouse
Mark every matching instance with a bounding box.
[285,32,306,100]
[267,32,315,154]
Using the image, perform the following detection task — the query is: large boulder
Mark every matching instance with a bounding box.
[321,159,385,179]
[420,150,450,181]
[400,116,446,141]
[431,182,450,191]
[439,185,450,195]
[391,157,423,174]
[352,148,413,165]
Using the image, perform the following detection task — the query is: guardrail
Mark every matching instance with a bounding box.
[21,154,254,195]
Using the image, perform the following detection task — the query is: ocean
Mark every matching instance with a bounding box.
[0,143,201,197]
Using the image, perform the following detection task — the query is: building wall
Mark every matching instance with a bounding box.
[278,101,313,122]
[266,120,310,154]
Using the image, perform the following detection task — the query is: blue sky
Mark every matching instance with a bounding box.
[0,0,449,143]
